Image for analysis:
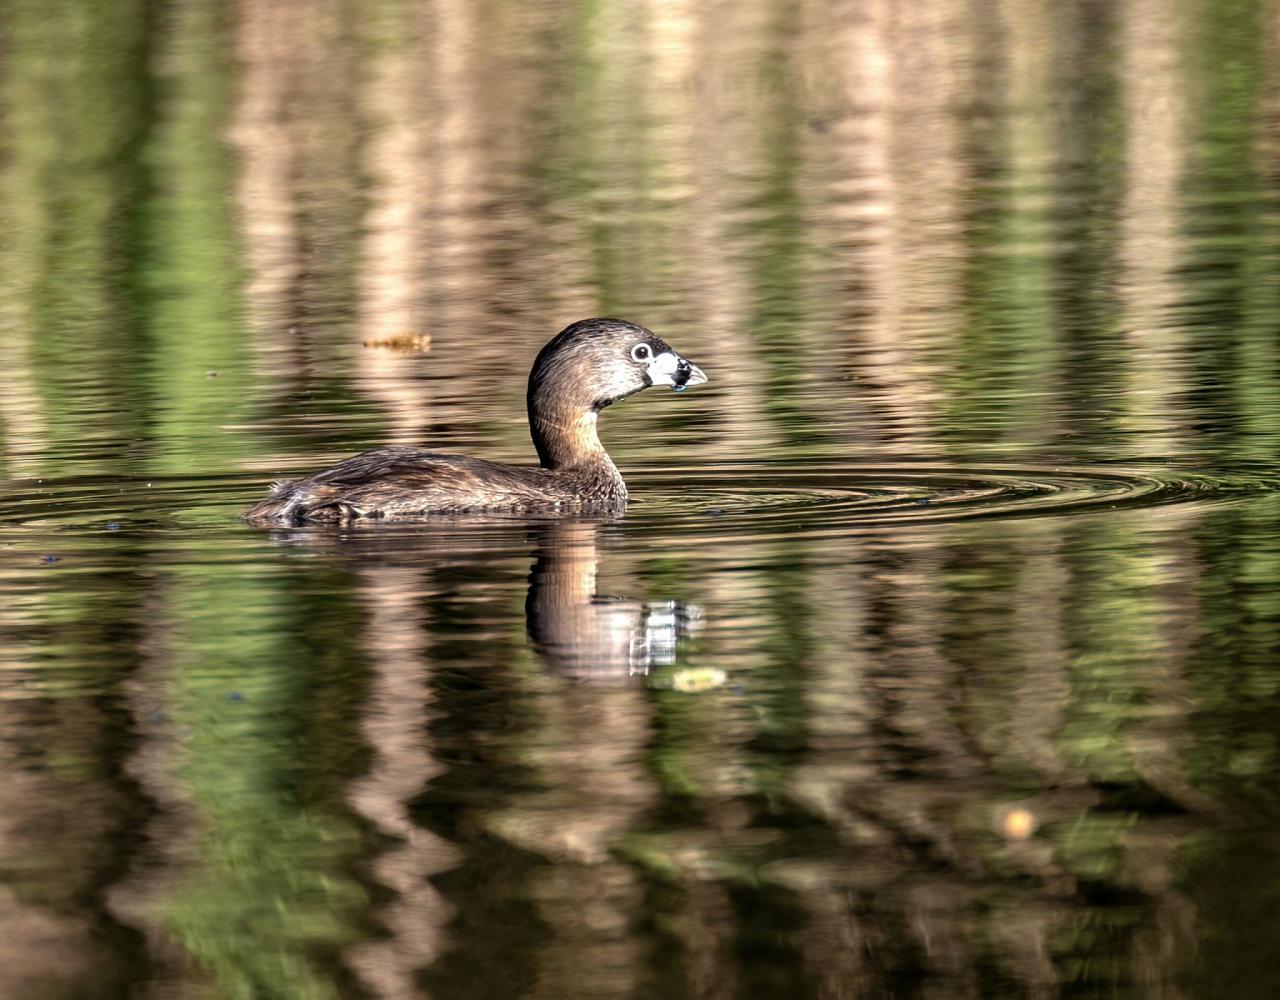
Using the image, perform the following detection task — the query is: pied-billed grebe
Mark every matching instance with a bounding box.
[244,318,707,522]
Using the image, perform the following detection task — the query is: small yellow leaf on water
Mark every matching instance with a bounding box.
[1003,808,1037,840]
[361,333,432,352]
[667,668,727,694]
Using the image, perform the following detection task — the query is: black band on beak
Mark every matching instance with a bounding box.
[674,358,693,387]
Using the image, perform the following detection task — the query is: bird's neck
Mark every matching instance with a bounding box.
[530,403,614,473]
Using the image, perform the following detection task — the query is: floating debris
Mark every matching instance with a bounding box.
[361,333,432,352]
[661,667,727,694]
[1002,807,1037,840]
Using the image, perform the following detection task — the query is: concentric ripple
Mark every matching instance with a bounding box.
[623,462,1280,541]
[0,463,1276,543]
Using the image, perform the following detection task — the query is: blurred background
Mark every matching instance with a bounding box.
[2,0,1280,996]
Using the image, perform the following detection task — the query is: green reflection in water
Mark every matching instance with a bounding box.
[952,10,1058,447]
[164,566,368,1000]
[0,0,149,473]
[128,0,254,474]
[417,581,548,1000]
[1182,0,1280,460]
[740,5,824,447]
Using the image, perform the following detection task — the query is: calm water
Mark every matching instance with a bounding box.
[3,0,1280,997]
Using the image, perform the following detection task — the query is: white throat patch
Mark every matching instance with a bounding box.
[648,351,681,386]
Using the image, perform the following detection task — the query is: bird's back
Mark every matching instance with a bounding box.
[243,446,626,522]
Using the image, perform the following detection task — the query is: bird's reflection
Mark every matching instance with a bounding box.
[525,521,699,680]
[262,516,701,681]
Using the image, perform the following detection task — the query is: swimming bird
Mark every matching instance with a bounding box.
[244,318,707,522]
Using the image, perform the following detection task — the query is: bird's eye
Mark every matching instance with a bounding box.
[631,344,651,362]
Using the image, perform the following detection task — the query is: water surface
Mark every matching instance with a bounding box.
[3,0,1280,997]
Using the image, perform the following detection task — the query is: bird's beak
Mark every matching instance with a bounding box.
[651,351,708,393]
